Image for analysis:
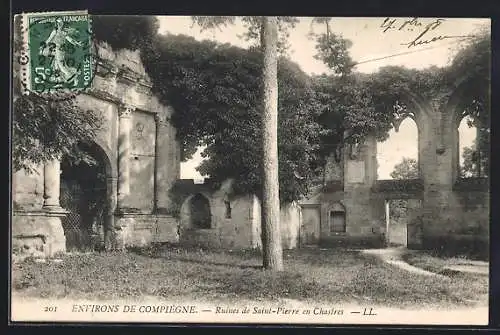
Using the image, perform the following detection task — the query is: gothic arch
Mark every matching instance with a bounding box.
[394,91,433,128]
[442,76,489,130]
[442,76,490,181]
[179,192,213,229]
[376,92,428,180]
[329,201,345,212]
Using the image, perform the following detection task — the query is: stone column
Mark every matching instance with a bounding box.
[43,158,62,210]
[33,157,67,257]
[154,112,172,213]
[117,104,134,210]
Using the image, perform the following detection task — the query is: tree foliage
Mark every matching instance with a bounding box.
[447,28,491,87]
[192,16,301,55]
[390,157,419,180]
[13,95,103,173]
[310,18,355,75]
[92,15,159,51]
[140,33,324,203]
[90,16,491,202]
[389,157,419,220]
[451,31,491,178]
[460,140,489,178]
[310,66,445,161]
[92,16,351,203]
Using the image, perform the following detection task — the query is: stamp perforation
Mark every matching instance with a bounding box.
[18,10,95,99]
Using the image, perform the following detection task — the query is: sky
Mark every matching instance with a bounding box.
[156,16,489,180]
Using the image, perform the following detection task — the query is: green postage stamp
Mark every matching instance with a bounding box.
[20,10,94,94]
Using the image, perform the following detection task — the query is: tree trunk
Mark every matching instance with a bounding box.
[260,17,284,271]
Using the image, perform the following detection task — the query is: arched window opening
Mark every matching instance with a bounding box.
[377,117,419,180]
[458,114,488,178]
[329,203,346,233]
[189,193,212,229]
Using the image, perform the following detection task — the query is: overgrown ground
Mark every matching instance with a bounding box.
[11,244,488,308]
[402,250,489,275]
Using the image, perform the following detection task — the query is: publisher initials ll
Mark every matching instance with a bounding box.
[363,308,377,316]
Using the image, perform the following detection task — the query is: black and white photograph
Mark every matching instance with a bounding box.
[10,14,491,325]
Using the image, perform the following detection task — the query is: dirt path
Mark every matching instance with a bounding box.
[360,247,450,278]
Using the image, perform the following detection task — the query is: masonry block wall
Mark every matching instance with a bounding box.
[298,136,385,249]
[176,179,301,250]
[416,92,489,258]
[300,92,489,255]
[12,165,67,258]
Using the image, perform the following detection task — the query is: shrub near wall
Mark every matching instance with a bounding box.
[421,210,489,261]
[422,234,489,261]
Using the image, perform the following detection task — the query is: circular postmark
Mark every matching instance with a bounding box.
[17,12,99,102]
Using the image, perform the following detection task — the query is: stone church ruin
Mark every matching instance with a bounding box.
[12,44,489,259]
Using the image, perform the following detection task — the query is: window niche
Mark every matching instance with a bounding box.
[329,202,346,233]
[224,201,232,219]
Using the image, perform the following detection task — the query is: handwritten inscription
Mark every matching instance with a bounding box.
[380,17,473,48]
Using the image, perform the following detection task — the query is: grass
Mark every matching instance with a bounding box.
[11,244,489,308]
[401,250,489,305]
[402,249,489,273]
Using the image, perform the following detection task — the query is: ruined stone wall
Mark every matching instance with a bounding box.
[303,91,489,255]
[178,180,256,249]
[177,179,301,250]
[12,42,181,256]
[12,165,66,258]
[12,166,45,212]
[12,42,489,257]
[314,137,385,248]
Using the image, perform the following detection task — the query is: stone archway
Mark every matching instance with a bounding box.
[188,193,212,229]
[381,92,432,182]
[179,192,213,231]
[60,141,115,251]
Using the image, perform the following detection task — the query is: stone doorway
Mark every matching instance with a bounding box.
[384,199,422,247]
[60,142,109,252]
[189,193,212,229]
[299,205,321,246]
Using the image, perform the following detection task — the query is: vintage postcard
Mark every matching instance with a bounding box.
[10,14,491,325]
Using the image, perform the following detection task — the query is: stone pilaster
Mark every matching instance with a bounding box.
[112,104,135,250]
[154,112,172,213]
[117,104,134,210]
